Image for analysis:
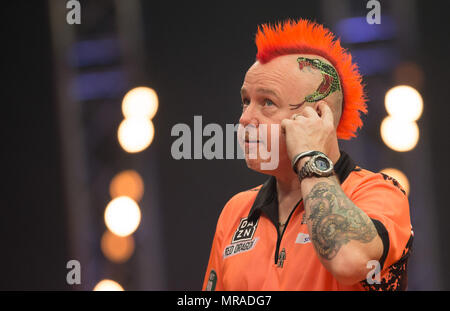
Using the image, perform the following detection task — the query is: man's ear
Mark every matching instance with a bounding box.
[314,100,339,127]
[314,103,321,117]
[314,101,326,117]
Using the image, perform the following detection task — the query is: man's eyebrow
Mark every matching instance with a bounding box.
[240,87,280,99]
[256,88,279,98]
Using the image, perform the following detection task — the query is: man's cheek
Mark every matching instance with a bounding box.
[258,124,281,170]
[267,126,286,154]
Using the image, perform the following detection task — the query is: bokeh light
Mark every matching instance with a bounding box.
[380,168,410,196]
[122,87,158,119]
[104,196,141,237]
[118,117,154,153]
[93,279,124,291]
[101,230,135,263]
[109,170,144,202]
[380,116,419,152]
[385,85,423,121]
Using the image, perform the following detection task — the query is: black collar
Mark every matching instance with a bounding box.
[247,150,358,223]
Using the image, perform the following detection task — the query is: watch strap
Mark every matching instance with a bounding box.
[298,158,314,182]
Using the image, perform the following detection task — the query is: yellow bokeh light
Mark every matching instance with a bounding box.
[122,87,159,119]
[104,196,141,237]
[379,168,410,196]
[109,170,144,202]
[93,279,124,291]
[385,85,423,121]
[118,118,154,153]
[101,230,135,263]
[380,116,419,152]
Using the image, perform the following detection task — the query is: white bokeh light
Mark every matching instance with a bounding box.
[118,117,154,153]
[122,87,159,119]
[93,279,124,291]
[380,116,419,152]
[104,196,141,237]
[385,85,423,121]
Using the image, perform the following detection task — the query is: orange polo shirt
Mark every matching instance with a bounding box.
[202,151,413,291]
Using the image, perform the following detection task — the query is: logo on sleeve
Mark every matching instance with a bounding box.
[380,173,407,196]
[223,217,259,259]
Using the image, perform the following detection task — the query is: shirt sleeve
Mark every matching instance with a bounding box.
[349,172,412,271]
[202,221,224,291]
[202,199,233,291]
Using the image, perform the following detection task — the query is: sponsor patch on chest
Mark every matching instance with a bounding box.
[231,217,258,243]
[223,217,259,259]
[295,232,311,244]
[223,238,259,259]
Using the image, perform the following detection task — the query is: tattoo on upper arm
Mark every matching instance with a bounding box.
[305,182,377,260]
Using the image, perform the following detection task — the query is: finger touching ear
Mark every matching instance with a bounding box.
[316,101,333,123]
[302,106,318,119]
[280,118,291,134]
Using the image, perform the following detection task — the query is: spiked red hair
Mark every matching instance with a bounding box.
[255,19,367,140]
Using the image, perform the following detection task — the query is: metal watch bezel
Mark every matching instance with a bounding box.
[309,154,334,176]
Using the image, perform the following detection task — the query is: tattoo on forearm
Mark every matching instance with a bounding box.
[305,182,377,260]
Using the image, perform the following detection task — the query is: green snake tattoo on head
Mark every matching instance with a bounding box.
[289,57,342,110]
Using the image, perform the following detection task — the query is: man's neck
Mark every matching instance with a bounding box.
[275,172,302,224]
[276,173,301,199]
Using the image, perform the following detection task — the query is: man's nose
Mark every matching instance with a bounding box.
[239,103,259,127]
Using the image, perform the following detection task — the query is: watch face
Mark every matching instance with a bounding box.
[315,157,330,171]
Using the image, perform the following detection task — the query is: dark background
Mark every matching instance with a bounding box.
[1,1,449,290]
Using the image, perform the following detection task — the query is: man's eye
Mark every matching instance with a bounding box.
[242,98,250,107]
[264,99,275,107]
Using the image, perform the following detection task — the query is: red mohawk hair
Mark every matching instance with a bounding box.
[255,19,367,140]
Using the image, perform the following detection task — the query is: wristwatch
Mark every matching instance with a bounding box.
[292,150,324,174]
[298,153,334,182]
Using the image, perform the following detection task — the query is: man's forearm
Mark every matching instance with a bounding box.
[301,175,382,283]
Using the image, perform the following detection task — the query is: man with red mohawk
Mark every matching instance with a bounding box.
[203,19,413,291]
